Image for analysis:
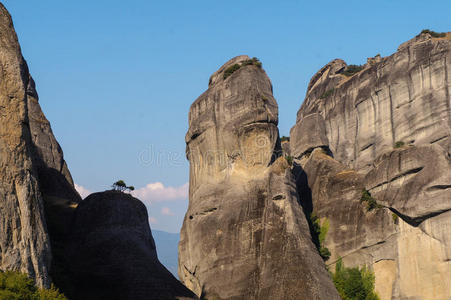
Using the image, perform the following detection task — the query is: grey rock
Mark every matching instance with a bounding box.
[291,33,451,299]
[290,113,329,159]
[0,3,80,288]
[68,191,197,300]
[179,56,340,300]
[295,33,451,172]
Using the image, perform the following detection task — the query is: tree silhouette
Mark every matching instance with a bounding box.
[112,180,134,193]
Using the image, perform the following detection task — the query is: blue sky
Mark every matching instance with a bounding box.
[3,0,450,232]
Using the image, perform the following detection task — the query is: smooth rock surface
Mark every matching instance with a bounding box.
[68,191,197,300]
[179,56,340,300]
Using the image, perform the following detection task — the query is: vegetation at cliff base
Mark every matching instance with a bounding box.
[360,189,382,211]
[223,57,262,79]
[343,65,364,77]
[310,213,331,261]
[112,180,135,192]
[419,29,446,38]
[0,271,67,300]
[331,258,379,300]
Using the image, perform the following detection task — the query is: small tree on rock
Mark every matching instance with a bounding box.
[112,180,134,193]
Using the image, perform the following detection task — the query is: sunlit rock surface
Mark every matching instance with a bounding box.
[179,56,339,300]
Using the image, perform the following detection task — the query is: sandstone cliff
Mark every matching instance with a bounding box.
[67,191,196,300]
[0,3,80,288]
[291,31,451,299]
[179,56,340,299]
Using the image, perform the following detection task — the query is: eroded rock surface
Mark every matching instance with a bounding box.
[293,32,451,172]
[0,3,80,288]
[179,56,339,300]
[291,32,451,300]
[68,191,196,300]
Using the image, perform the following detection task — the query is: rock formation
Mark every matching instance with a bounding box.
[67,191,197,300]
[291,31,451,299]
[179,56,340,299]
[0,3,80,288]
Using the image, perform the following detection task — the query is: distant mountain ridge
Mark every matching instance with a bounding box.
[152,230,180,278]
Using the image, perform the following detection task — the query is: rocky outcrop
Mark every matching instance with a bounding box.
[291,32,451,300]
[293,32,451,172]
[67,191,196,300]
[0,3,80,288]
[179,56,339,300]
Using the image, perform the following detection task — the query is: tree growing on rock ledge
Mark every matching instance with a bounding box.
[112,180,135,193]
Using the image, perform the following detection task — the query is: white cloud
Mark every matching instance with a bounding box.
[149,217,158,224]
[161,207,175,216]
[132,182,188,203]
[75,184,91,199]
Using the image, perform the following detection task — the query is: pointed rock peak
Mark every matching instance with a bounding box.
[0,3,20,50]
[208,55,264,87]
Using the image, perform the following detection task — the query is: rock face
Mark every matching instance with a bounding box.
[0,3,80,288]
[179,56,340,299]
[294,32,451,172]
[291,32,451,300]
[67,191,196,300]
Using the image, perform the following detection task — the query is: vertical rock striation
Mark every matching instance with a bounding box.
[0,3,80,288]
[291,32,451,299]
[179,56,339,299]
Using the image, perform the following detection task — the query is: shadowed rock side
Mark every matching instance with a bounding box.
[291,33,451,300]
[0,3,80,288]
[67,191,197,300]
[179,56,340,300]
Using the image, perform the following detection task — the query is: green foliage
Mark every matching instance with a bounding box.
[223,57,263,80]
[360,189,382,211]
[285,155,293,166]
[310,213,331,261]
[112,180,135,192]
[343,65,364,77]
[223,64,241,79]
[280,136,290,142]
[332,258,380,300]
[394,141,405,148]
[0,271,67,300]
[320,88,335,99]
[419,29,446,38]
[392,213,399,224]
[241,57,262,68]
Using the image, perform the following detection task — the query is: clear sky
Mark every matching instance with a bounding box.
[3,0,450,233]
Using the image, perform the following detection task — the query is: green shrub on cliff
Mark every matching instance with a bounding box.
[332,258,379,300]
[223,57,263,80]
[223,64,241,79]
[310,213,331,261]
[360,189,382,211]
[343,65,364,77]
[394,141,405,148]
[419,29,446,38]
[0,271,67,300]
[320,88,335,99]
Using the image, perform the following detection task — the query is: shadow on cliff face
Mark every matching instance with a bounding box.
[37,166,81,298]
[291,163,322,255]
